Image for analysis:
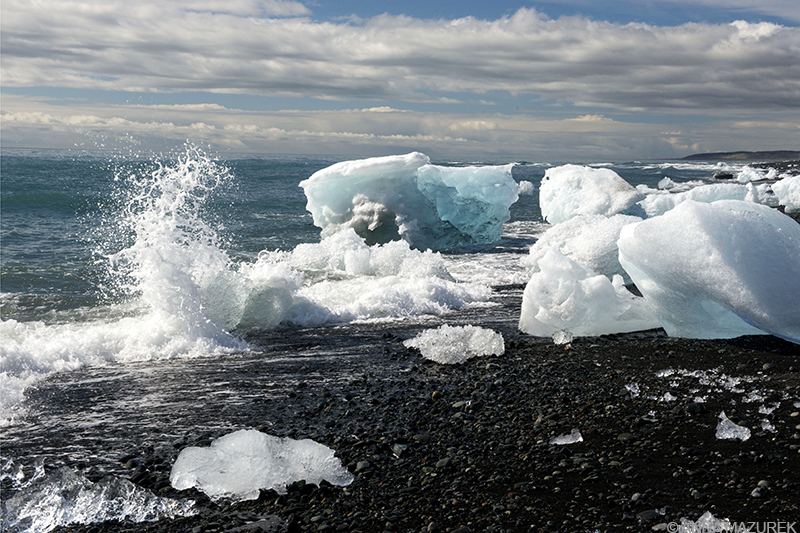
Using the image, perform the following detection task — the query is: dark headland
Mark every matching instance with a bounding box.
[681,150,800,162]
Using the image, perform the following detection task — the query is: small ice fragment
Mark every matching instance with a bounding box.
[716,411,751,441]
[403,324,504,364]
[2,464,196,533]
[658,177,676,190]
[655,369,675,378]
[761,419,776,433]
[625,383,640,397]
[694,396,706,403]
[677,511,732,532]
[743,392,764,403]
[550,430,583,445]
[758,403,778,415]
[660,392,678,402]
[552,329,573,345]
[518,180,535,195]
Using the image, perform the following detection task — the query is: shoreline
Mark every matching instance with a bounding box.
[41,325,800,533]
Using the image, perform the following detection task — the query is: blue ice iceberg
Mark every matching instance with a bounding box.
[299,153,519,250]
[618,200,800,343]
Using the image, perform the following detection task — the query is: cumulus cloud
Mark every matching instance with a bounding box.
[1,3,798,113]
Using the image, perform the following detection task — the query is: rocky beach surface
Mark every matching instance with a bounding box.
[25,302,798,533]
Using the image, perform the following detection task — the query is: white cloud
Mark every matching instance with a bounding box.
[3,94,797,160]
[1,4,798,113]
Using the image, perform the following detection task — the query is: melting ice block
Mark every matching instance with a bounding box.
[299,153,519,250]
[403,324,504,364]
[170,429,353,502]
[549,430,583,445]
[523,214,642,283]
[677,511,732,532]
[519,248,660,337]
[773,175,800,213]
[618,200,800,343]
[716,412,751,441]
[2,462,195,533]
[539,164,645,224]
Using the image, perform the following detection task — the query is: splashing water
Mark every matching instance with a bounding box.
[0,148,250,423]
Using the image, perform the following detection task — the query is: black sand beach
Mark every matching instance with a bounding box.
[30,302,799,533]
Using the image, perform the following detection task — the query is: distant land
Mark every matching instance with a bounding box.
[681,150,800,161]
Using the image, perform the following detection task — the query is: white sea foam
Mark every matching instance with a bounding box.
[1,149,250,423]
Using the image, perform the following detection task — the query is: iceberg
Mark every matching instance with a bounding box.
[519,248,660,337]
[773,175,800,213]
[539,164,645,224]
[403,324,504,364]
[299,153,519,250]
[170,429,353,502]
[618,200,800,343]
[1,462,195,533]
[523,214,642,283]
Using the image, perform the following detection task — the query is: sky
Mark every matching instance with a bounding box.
[1,0,799,161]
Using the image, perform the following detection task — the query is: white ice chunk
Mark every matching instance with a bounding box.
[403,324,504,364]
[659,392,678,402]
[549,430,583,445]
[638,183,753,217]
[625,383,640,397]
[758,403,778,415]
[523,214,642,283]
[552,329,573,345]
[716,411,751,441]
[735,165,773,183]
[761,419,776,433]
[518,180,535,195]
[299,153,519,250]
[772,175,800,213]
[539,164,645,224]
[519,248,660,337]
[2,464,195,533]
[658,177,676,190]
[170,429,353,502]
[677,511,732,532]
[618,200,800,343]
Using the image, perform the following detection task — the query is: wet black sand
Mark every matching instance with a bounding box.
[3,286,796,533]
